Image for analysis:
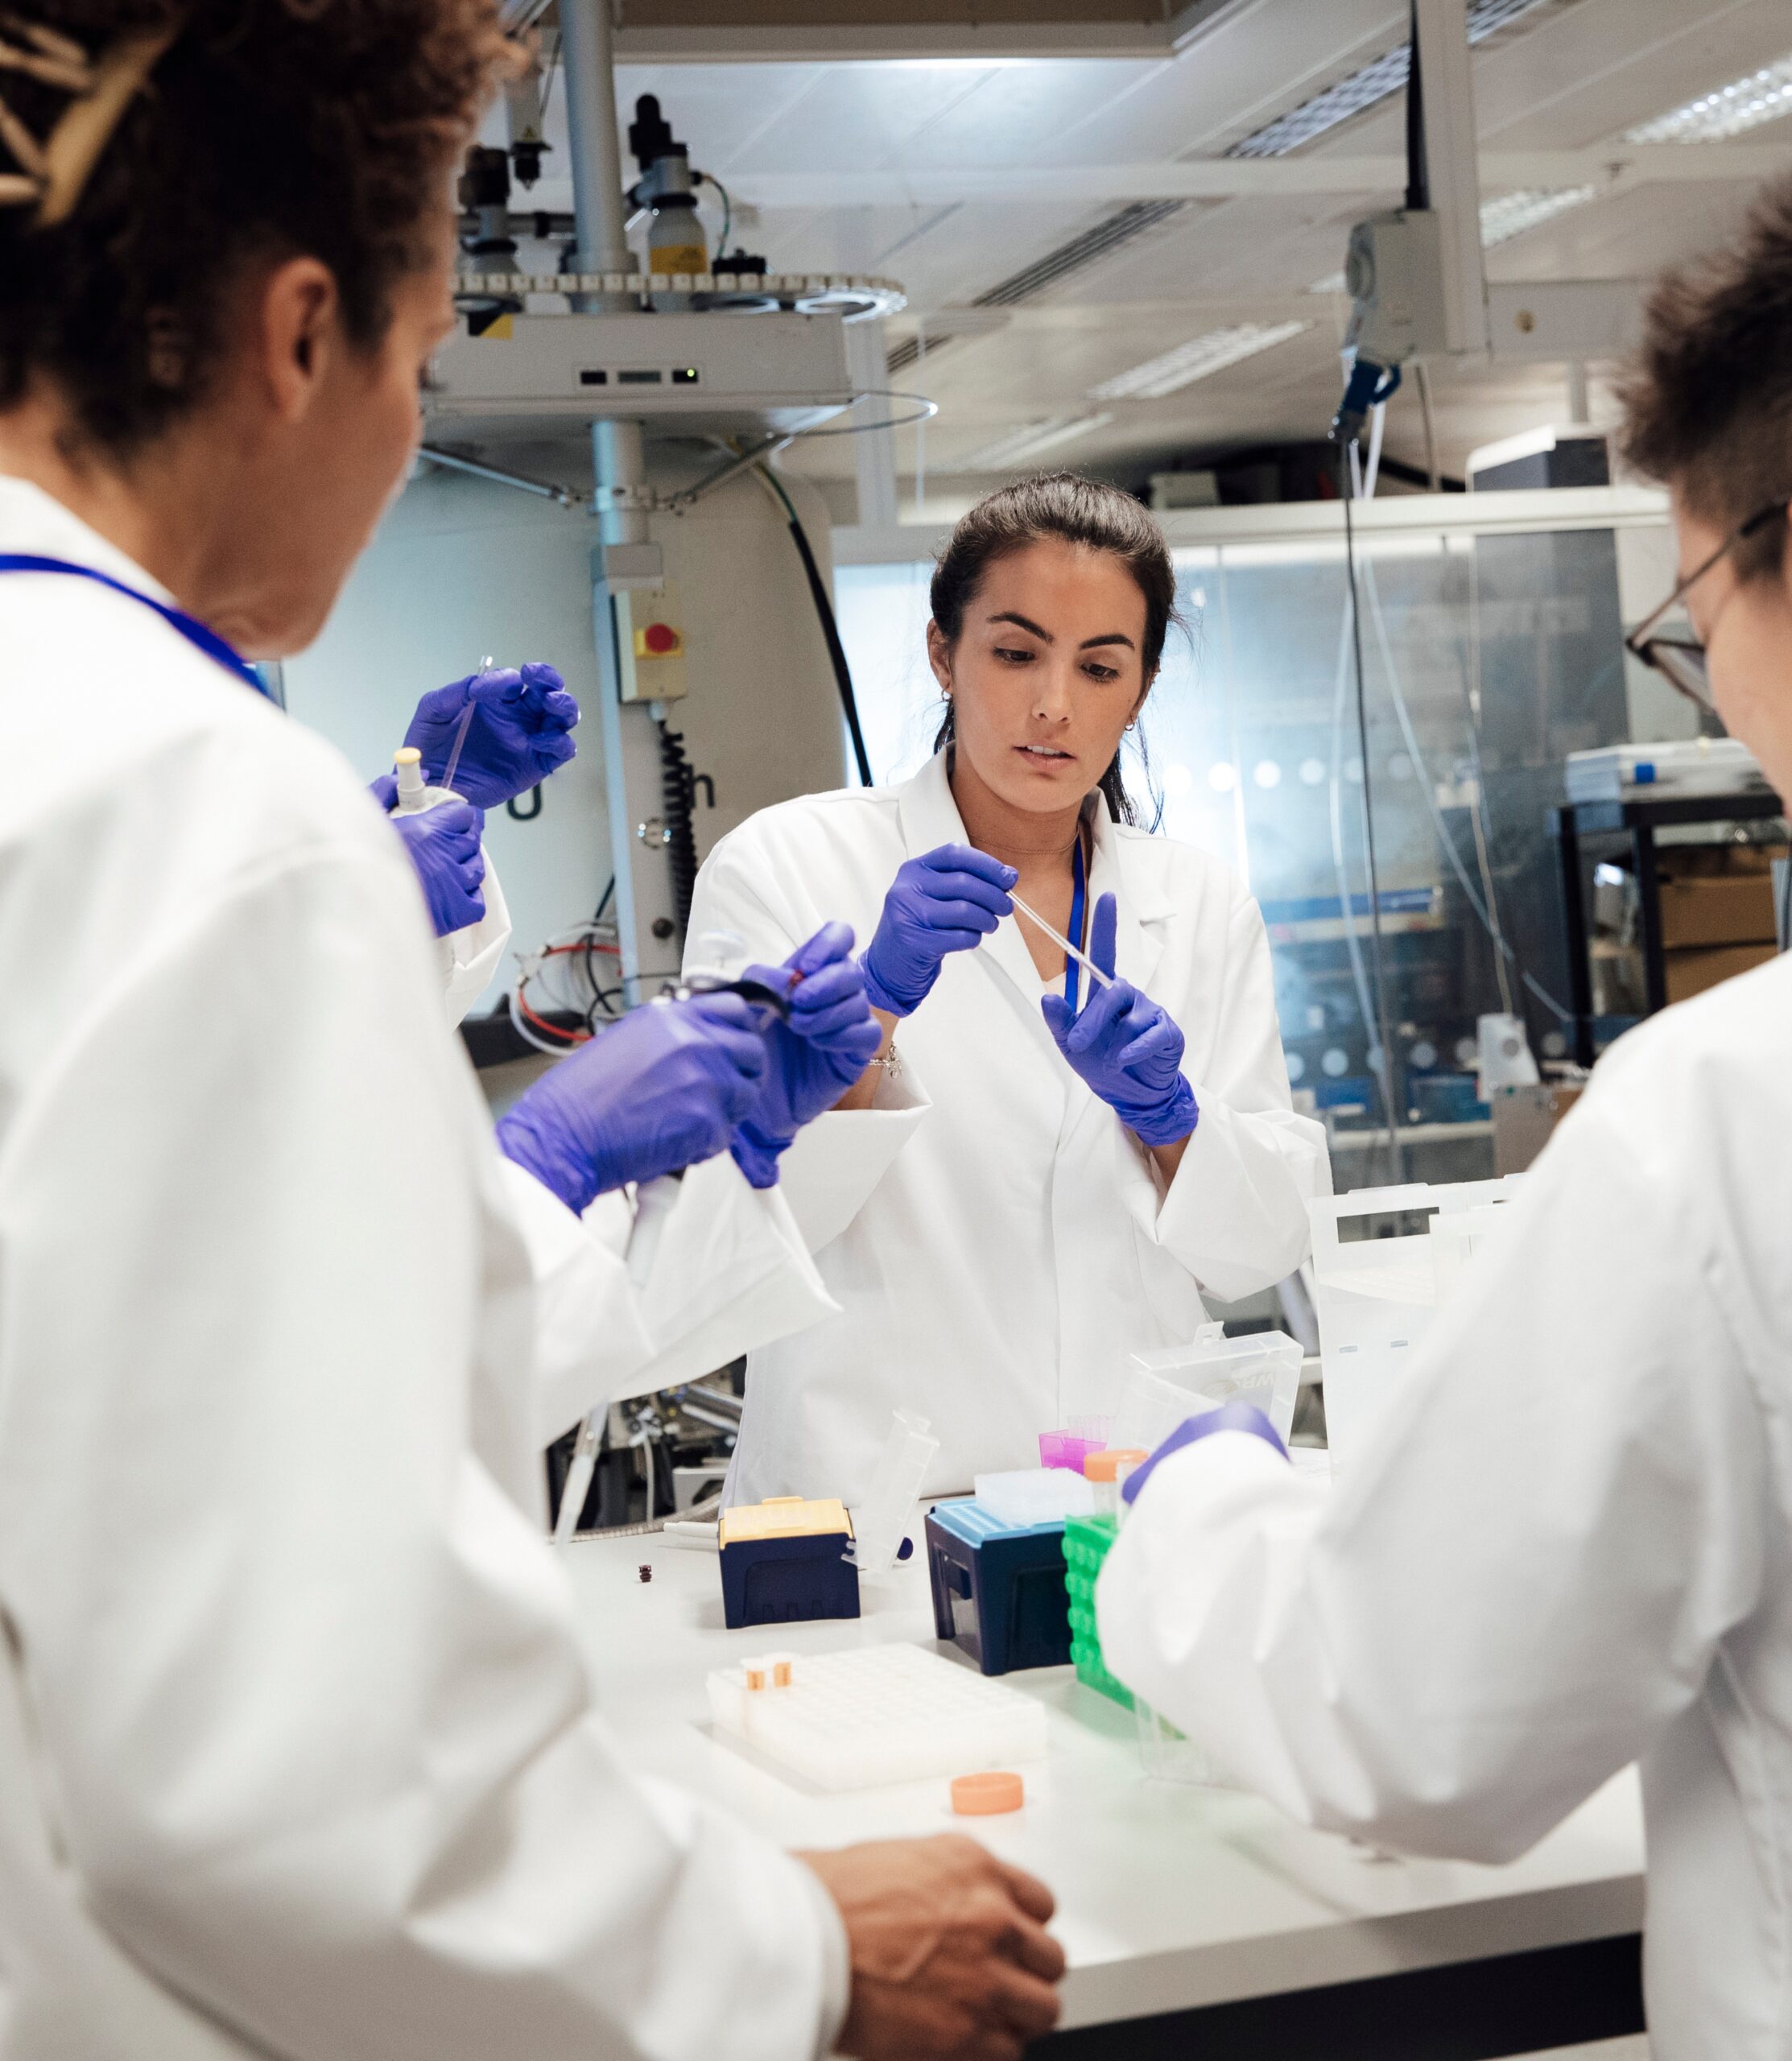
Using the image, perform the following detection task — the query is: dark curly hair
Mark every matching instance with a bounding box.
[930,472,1179,827]
[1618,170,1792,583]
[0,0,514,454]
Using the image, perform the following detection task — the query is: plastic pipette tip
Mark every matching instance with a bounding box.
[951,1770,1025,1815]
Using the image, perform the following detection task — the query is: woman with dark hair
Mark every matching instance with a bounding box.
[687,473,1329,1505]
[0,4,1062,2055]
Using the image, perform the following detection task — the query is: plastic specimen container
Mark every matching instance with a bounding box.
[1060,1514,1131,1710]
[1111,1324,1303,1458]
[1084,1447,1148,1518]
[849,1408,939,1575]
[718,1496,860,1629]
[1038,1414,1111,1473]
[706,1642,1047,1791]
[972,1468,1094,1526]
[927,1501,1075,1675]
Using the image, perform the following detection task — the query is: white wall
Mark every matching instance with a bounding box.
[283,457,847,1015]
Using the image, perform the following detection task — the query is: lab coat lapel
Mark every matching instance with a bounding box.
[1088,799,1174,995]
[897,751,1056,1007]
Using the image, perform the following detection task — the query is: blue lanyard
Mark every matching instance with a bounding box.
[0,554,270,698]
[1064,835,1088,1013]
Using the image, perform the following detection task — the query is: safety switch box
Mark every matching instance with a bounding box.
[614,581,687,704]
[925,1501,1072,1677]
[718,1496,860,1629]
[1061,1514,1131,1709]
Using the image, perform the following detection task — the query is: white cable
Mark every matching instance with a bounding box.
[1365,399,1385,499]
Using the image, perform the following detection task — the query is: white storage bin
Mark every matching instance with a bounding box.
[1310,1177,1523,1469]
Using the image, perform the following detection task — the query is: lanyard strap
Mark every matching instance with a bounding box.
[0,554,270,697]
[1064,833,1088,1013]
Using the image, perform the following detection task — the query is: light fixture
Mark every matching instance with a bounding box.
[1308,270,1347,295]
[1088,320,1311,401]
[1625,53,1792,143]
[1228,0,1551,159]
[955,412,1113,471]
[1476,184,1597,246]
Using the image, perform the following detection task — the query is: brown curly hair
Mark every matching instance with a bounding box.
[1618,171,1792,583]
[0,0,514,453]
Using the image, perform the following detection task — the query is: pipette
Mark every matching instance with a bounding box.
[1008,890,1114,992]
[439,655,493,798]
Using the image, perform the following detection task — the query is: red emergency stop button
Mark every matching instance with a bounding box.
[643,621,680,655]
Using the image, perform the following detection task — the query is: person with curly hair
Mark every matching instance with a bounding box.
[1097,173,1792,2061]
[0,5,1062,2057]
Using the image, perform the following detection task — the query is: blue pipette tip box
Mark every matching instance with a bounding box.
[925,1501,1074,1676]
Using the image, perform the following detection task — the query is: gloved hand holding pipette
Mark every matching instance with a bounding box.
[729,922,883,1188]
[860,842,1017,1017]
[404,661,580,808]
[495,993,766,1213]
[1040,892,1199,1146]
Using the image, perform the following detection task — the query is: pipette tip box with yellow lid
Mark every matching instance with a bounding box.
[718,1496,860,1629]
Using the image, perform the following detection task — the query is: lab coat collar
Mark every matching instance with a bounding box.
[0,473,176,602]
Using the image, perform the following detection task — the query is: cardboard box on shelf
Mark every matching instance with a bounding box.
[1663,942,1779,1005]
[1658,874,1778,949]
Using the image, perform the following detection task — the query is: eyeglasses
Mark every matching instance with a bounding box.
[1625,501,1789,712]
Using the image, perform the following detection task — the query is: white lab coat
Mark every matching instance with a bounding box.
[1097,953,1792,2059]
[0,476,846,2060]
[686,753,1330,1505]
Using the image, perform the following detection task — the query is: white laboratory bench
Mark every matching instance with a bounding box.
[561,1529,1646,2059]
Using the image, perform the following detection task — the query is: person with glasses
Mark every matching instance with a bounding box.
[1094,173,1792,2061]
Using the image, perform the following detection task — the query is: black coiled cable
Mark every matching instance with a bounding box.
[659,719,700,942]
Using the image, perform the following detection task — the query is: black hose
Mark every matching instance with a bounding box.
[1404,0,1430,213]
[659,719,700,941]
[780,501,874,787]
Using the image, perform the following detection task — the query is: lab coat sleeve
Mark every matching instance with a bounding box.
[1144,892,1330,1302]
[0,838,845,2061]
[1096,1099,1768,1865]
[685,830,932,1256]
[439,843,510,1026]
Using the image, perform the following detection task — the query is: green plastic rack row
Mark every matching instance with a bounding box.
[1061,1514,1132,1711]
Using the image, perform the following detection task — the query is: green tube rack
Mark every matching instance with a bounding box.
[1061,1514,1132,1711]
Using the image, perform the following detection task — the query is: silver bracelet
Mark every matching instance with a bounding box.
[869,1043,903,1080]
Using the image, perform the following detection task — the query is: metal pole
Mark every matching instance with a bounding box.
[558,0,630,279]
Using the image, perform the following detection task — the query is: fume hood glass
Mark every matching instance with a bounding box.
[833,492,1674,1176]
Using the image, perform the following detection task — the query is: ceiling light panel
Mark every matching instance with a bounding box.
[1228,0,1555,159]
[1624,54,1792,143]
[956,413,1114,471]
[1477,184,1596,246]
[1088,321,1311,401]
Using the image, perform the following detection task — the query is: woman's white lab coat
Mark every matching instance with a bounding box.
[686,751,1330,1505]
[1096,954,1792,2058]
[0,477,844,2060]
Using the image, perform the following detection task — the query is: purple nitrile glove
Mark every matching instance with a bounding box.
[729,922,884,1189]
[371,776,487,939]
[1120,1401,1288,1508]
[403,661,579,809]
[859,842,1017,1018]
[495,993,766,1213]
[1040,892,1199,1146]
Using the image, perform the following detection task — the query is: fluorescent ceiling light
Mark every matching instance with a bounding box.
[1228,0,1550,159]
[1308,270,1347,294]
[956,412,1113,470]
[1624,53,1792,143]
[1478,184,1597,246]
[1088,321,1311,401]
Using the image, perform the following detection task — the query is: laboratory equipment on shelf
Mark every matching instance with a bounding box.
[1565,737,1768,805]
[1038,1417,1111,1473]
[926,1500,1077,1679]
[717,1496,859,1629]
[705,1642,1046,1792]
